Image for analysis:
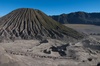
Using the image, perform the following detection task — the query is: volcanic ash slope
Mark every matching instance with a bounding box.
[0,8,83,41]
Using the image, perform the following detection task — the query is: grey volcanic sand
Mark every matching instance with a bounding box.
[65,24,100,34]
[0,38,100,66]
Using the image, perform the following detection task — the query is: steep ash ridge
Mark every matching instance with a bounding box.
[0,8,83,40]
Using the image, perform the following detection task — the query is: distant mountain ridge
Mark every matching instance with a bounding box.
[51,11,100,25]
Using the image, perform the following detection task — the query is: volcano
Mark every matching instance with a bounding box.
[0,8,83,40]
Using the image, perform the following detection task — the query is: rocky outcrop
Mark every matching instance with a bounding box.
[5,49,72,60]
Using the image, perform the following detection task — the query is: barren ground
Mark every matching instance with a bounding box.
[0,24,100,66]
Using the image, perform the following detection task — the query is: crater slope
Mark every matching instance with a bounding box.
[0,8,83,40]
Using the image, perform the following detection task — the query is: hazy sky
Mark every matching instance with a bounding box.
[0,0,100,16]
